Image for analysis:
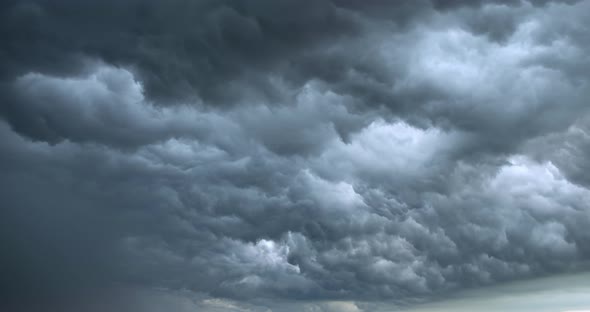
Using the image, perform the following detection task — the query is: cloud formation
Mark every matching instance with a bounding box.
[1,0,589,310]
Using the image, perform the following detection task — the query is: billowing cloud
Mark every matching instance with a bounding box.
[1,0,589,311]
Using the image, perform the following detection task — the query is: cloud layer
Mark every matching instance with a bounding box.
[1,0,589,310]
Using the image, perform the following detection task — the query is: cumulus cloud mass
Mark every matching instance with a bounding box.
[1,0,589,311]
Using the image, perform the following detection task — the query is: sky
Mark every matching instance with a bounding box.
[397,272,590,312]
[0,0,589,311]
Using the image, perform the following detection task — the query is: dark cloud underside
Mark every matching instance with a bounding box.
[1,1,589,311]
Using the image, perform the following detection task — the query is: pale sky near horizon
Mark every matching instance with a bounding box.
[396,272,590,312]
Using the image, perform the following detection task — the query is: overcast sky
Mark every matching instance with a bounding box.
[1,1,589,311]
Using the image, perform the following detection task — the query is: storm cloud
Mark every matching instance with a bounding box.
[1,1,589,311]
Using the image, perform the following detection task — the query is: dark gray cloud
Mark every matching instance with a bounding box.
[1,1,589,311]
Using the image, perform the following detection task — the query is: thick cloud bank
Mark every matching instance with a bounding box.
[1,1,589,311]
